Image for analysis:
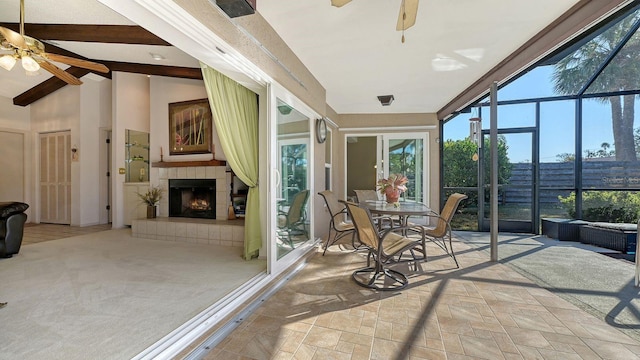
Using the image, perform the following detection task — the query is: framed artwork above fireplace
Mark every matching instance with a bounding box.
[169,98,213,155]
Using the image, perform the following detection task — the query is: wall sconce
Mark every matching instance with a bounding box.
[71,145,78,161]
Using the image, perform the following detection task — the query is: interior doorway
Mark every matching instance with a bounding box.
[39,131,71,224]
[346,136,378,200]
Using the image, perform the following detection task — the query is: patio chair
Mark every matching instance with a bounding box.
[412,193,467,268]
[343,201,426,290]
[354,189,379,202]
[354,189,395,229]
[277,189,309,248]
[318,190,356,255]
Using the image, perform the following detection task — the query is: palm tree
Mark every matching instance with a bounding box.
[552,12,640,161]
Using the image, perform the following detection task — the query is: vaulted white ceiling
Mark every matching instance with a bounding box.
[257,0,581,114]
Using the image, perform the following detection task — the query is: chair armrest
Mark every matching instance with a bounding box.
[415,213,448,227]
[330,208,348,221]
[381,225,425,240]
[411,213,452,238]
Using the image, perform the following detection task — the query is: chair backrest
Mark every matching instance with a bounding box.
[432,193,468,236]
[343,201,379,250]
[318,190,345,217]
[287,190,309,223]
[354,189,379,203]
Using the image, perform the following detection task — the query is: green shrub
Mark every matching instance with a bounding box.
[442,137,512,209]
[558,191,640,223]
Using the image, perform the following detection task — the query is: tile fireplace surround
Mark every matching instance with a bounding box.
[132,165,244,247]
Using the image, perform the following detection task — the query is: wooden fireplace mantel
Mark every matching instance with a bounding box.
[151,159,226,168]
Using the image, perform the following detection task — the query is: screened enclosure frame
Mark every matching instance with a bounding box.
[441,1,640,231]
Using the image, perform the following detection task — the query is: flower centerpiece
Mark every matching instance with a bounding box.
[137,185,164,218]
[377,174,408,205]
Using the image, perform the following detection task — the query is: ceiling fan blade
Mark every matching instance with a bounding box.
[0,26,27,49]
[331,0,352,7]
[39,60,83,85]
[45,53,109,73]
[396,0,419,31]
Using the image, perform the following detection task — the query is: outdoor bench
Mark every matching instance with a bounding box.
[541,218,590,241]
[579,222,637,254]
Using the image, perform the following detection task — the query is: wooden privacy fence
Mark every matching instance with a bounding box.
[503,161,640,205]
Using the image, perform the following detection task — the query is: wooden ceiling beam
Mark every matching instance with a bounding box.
[13,61,201,106]
[0,23,170,45]
[13,67,92,106]
[102,61,202,80]
[5,24,199,106]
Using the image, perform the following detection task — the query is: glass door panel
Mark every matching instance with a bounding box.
[480,131,536,232]
[275,98,310,259]
[382,134,427,204]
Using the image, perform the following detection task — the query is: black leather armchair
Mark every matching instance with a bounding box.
[0,202,29,258]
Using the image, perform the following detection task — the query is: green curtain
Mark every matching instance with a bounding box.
[201,64,261,260]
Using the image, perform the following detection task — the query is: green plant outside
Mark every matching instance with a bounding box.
[559,191,640,223]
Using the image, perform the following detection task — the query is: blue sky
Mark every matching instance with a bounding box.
[444,66,634,163]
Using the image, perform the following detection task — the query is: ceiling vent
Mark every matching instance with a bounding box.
[216,0,256,18]
[377,95,395,106]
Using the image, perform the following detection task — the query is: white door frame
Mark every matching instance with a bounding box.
[269,83,318,274]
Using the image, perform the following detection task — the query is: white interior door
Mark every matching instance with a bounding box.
[40,131,71,224]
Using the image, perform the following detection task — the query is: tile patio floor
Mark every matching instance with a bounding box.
[204,236,640,360]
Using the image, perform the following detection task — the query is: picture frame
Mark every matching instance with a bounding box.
[169,99,213,155]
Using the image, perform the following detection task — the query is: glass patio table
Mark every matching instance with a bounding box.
[359,200,432,228]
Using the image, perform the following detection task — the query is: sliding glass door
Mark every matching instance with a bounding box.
[345,133,428,205]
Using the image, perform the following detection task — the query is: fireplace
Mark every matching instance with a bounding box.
[169,179,216,219]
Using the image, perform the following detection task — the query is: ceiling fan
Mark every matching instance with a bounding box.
[331,0,419,43]
[0,0,109,85]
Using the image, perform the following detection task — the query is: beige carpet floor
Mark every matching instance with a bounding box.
[0,229,266,360]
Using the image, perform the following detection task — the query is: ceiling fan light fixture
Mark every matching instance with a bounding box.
[0,54,17,71]
[21,54,39,72]
[25,69,40,76]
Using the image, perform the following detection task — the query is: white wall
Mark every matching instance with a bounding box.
[30,78,112,226]
[0,97,31,217]
[149,76,224,165]
[0,131,25,199]
[78,78,112,226]
[31,85,80,224]
[0,97,30,131]
[111,72,150,228]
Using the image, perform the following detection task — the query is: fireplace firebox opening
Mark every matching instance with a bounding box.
[169,179,216,219]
